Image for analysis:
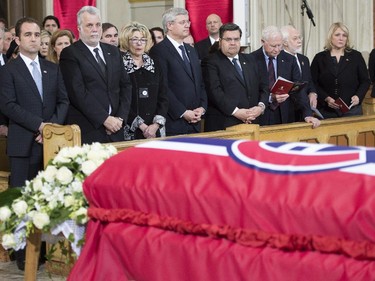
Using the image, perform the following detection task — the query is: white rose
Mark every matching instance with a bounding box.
[44,166,58,183]
[72,207,88,224]
[1,233,16,250]
[56,166,73,185]
[71,181,83,193]
[32,177,43,192]
[81,160,97,176]
[12,200,28,217]
[48,199,58,210]
[0,206,12,221]
[33,212,50,229]
[64,196,75,208]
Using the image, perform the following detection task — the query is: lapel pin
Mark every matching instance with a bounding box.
[43,70,47,73]
[301,61,304,66]
[346,59,349,61]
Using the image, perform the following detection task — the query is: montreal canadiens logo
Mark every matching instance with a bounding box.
[229,140,367,173]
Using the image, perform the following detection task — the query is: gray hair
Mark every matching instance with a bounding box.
[162,7,188,34]
[280,25,295,42]
[261,25,282,41]
[77,6,101,27]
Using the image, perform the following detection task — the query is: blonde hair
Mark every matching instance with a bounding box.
[119,22,152,53]
[324,22,353,51]
[47,29,74,63]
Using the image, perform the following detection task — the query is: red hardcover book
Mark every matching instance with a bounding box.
[270,76,307,95]
[335,97,353,113]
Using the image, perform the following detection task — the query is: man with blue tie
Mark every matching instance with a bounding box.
[150,7,207,136]
[201,23,269,131]
[0,17,69,270]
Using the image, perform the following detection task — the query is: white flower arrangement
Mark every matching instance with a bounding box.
[0,142,117,254]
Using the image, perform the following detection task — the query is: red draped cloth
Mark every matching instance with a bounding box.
[185,0,233,42]
[53,0,96,39]
[67,138,375,281]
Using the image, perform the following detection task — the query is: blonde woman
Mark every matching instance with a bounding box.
[311,22,370,118]
[39,30,51,58]
[119,22,168,139]
[47,29,73,63]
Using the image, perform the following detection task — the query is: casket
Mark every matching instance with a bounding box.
[68,137,375,281]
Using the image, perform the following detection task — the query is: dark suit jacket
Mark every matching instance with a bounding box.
[60,40,132,144]
[367,49,375,97]
[311,50,370,115]
[297,53,316,94]
[150,37,207,135]
[0,56,69,157]
[195,37,212,61]
[251,48,311,125]
[0,60,8,126]
[202,50,269,131]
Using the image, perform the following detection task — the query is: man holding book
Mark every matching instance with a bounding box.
[251,26,320,128]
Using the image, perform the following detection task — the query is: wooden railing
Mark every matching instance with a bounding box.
[109,115,375,152]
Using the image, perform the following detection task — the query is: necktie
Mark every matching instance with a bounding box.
[268,56,276,90]
[93,48,107,76]
[31,61,43,100]
[178,45,192,77]
[232,58,244,82]
[268,56,279,110]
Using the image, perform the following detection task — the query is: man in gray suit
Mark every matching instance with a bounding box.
[0,16,69,270]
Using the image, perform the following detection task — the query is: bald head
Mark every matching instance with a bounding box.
[206,14,222,39]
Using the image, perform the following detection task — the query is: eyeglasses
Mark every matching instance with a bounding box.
[129,38,148,44]
[221,37,241,43]
[174,20,191,26]
[263,40,283,49]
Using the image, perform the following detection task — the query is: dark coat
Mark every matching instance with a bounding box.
[195,37,212,61]
[59,40,132,144]
[0,56,69,157]
[251,48,311,125]
[149,37,207,135]
[311,49,370,116]
[202,50,269,131]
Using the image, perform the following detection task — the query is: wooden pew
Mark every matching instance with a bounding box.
[24,124,81,281]
[111,115,375,153]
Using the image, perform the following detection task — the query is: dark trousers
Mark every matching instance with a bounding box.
[9,142,43,188]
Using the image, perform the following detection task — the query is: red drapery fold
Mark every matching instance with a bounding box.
[88,207,375,261]
[185,0,233,42]
[53,0,96,40]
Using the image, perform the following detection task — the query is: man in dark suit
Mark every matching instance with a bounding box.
[0,17,69,270]
[150,7,207,136]
[0,27,8,136]
[202,23,268,131]
[195,14,222,60]
[60,6,132,144]
[251,25,319,128]
[0,17,69,188]
[281,25,318,109]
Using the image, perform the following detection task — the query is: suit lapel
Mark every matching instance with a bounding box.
[101,43,111,83]
[337,52,351,75]
[165,39,193,80]
[77,40,107,82]
[14,57,43,102]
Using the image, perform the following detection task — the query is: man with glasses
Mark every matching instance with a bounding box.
[251,25,319,128]
[202,23,268,131]
[60,6,132,144]
[150,7,207,136]
[195,13,222,60]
